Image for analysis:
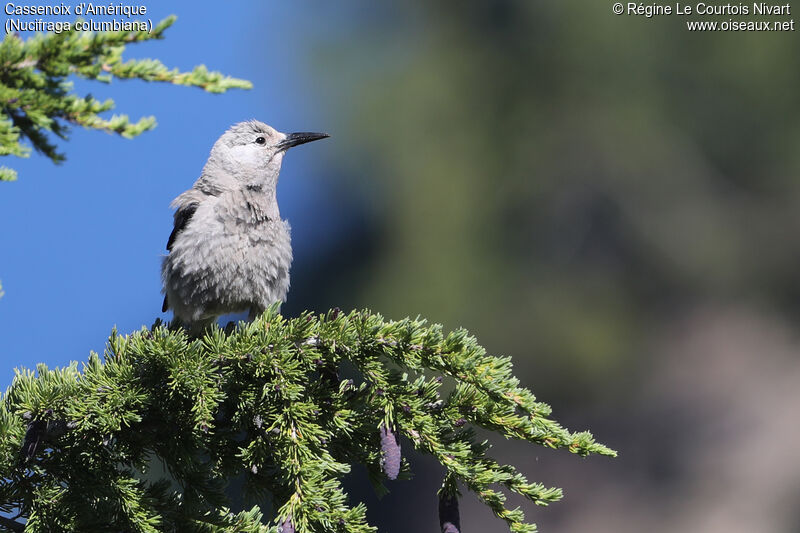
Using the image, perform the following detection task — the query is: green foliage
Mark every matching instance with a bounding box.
[0,308,614,532]
[0,15,251,181]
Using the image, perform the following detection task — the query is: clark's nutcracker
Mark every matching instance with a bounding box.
[161,120,328,331]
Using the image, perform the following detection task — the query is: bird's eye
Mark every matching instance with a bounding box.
[255,136,266,145]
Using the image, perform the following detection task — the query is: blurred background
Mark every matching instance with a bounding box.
[2,1,800,531]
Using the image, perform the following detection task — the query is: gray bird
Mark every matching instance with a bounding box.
[161,120,329,331]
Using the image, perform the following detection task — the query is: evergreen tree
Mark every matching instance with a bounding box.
[0,309,614,532]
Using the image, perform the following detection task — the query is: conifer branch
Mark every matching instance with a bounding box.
[0,15,251,181]
[0,308,615,532]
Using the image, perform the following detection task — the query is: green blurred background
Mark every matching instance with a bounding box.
[280,2,800,531]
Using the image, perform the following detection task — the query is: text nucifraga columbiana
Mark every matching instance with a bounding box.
[161,120,329,330]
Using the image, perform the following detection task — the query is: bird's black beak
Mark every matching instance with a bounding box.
[276,132,330,152]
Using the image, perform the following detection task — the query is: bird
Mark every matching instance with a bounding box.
[161,120,329,332]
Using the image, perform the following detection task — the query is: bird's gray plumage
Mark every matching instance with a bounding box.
[161,120,328,330]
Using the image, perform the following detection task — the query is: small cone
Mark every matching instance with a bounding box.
[279,516,294,533]
[380,424,401,480]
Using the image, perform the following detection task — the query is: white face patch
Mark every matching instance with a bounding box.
[229,144,265,170]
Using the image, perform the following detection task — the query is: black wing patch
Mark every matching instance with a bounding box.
[163,203,198,312]
[166,203,198,252]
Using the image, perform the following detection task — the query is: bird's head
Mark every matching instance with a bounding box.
[204,120,329,190]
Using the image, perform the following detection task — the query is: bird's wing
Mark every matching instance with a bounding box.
[163,188,208,312]
[166,188,209,251]
[166,203,198,252]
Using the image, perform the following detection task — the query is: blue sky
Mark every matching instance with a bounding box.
[0,3,344,384]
